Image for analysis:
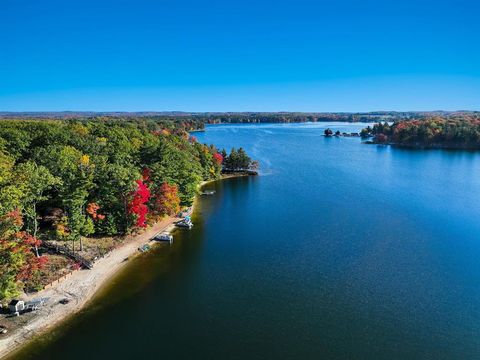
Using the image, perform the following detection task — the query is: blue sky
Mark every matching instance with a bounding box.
[1,0,479,111]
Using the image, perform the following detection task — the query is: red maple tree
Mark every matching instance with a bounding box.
[128,180,151,227]
[213,152,223,165]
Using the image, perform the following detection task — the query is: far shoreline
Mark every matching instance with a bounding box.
[364,140,480,151]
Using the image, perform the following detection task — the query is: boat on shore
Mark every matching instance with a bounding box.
[154,233,174,243]
[176,217,193,229]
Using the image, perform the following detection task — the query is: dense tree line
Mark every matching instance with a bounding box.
[0,119,231,299]
[2,112,479,128]
[363,116,480,148]
[0,114,206,132]
[221,148,257,171]
[203,112,412,124]
[7,111,480,126]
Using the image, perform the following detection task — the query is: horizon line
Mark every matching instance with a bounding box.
[1,110,479,114]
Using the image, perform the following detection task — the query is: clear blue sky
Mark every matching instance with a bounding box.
[1,0,479,112]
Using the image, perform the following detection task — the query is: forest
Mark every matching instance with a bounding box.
[0,118,253,300]
[5,111,479,125]
[362,116,480,149]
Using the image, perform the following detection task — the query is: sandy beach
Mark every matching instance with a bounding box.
[0,175,249,359]
[0,215,178,359]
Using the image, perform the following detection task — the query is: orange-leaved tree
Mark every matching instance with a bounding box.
[152,182,180,217]
[0,210,48,299]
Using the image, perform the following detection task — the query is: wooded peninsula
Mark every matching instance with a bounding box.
[361,114,480,149]
[0,118,255,302]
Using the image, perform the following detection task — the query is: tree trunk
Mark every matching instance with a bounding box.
[79,236,83,252]
[33,203,39,257]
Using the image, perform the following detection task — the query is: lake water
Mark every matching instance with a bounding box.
[11,123,480,359]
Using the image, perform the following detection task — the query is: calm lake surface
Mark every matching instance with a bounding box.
[12,123,480,359]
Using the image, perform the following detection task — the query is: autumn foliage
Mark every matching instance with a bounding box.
[86,202,105,220]
[142,167,151,182]
[152,182,180,217]
[367,118,480,148]
[213,152,224,165]
[0,210,48,298]
[128,180,151,227]
[151,129,171,136]
[15,232,48,281]
[0,118,254,299]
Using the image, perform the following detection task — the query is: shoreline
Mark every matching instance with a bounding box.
[0,173,254,359]
[0,216,178,359]
[364,140,480,150]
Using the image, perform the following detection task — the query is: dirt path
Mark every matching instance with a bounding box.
[0,175,242,358]
[0,216,178,359]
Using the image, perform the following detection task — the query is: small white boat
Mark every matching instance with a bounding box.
[155,233,173,243]
[176,219,193,229]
